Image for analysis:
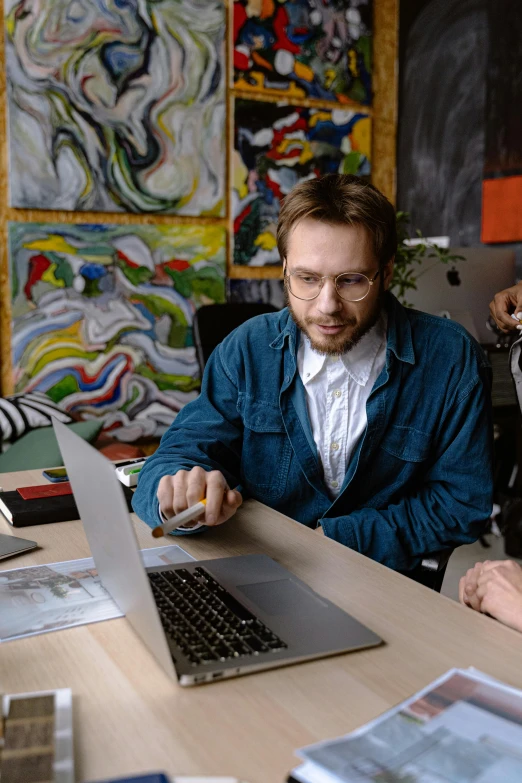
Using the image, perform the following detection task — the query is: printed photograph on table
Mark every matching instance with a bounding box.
[5,0,225,215]
[233,0,372,105]
[233,98,371,266]
[9,222,226,441]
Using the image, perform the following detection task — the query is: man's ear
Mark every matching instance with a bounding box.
[383,256,395,291]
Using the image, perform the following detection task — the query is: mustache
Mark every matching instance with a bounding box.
[305,318,356,327]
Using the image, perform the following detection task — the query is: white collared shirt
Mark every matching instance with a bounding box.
[297,315,387,498]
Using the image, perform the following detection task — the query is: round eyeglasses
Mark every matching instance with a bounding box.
[285,269,381,302]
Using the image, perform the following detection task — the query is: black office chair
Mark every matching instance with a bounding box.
[414,550,453,592]
[193,302,279,374]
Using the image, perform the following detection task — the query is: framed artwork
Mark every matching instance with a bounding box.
[233,0,372,105]
[9,222,226,440]
[5,0,225,215]
[233,98,371,266]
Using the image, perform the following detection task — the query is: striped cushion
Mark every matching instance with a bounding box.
[0,392,74,444]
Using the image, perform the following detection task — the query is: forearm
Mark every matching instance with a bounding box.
[324,372,494,571]
[321,484,491,571]
[132,344,243,527]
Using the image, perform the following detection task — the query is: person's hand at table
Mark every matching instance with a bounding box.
[459,561,484,611]
[157,466,242,528]
[489,282,522,333]
[459,559,522,632]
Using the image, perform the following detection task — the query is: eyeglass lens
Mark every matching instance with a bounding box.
[288,272,370,301]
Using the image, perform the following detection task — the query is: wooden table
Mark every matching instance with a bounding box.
[1,468,522,782]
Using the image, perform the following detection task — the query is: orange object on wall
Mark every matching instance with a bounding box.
[482,176,522,243]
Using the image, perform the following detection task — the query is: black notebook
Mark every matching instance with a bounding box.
[0,486,134,527]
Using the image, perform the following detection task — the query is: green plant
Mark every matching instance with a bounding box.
[391,212,465,305]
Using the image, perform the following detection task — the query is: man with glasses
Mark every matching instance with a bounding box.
[133,174,493,576]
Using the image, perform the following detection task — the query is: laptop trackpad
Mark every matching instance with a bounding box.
[237,578,327,616]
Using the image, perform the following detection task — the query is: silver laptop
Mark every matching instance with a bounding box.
[406,247,516,343]
[54,421,382,686]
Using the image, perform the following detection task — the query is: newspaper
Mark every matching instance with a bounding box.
[0,545,194,642]
[293,668,522,782]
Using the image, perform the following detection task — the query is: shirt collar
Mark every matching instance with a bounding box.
[298,311,387,387]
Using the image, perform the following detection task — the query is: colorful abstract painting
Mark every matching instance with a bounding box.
[233,98,371,266]
[5,0,225,215]
[233,0,372,105]
[9,223,226,440]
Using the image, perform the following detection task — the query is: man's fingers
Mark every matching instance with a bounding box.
[157,475,175,518]
[212,489,243,526]
[185,466,208,508]
[458,576,466,605]
[464,589,482,611]
[158,469,239,528]
[204,470,228,525]
[479,560,504,574]
[172,470,190,515]
[490,290,521,332]
[226,488,243,508]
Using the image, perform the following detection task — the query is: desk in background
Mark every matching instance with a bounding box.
[1,468,522,782]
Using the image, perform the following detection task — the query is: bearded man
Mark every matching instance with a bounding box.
[133,174,493,576]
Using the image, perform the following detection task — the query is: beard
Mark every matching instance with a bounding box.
[286,283,385,356]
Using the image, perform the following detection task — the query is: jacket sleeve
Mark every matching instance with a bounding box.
[132,342,243,530]
[321,372,494,571]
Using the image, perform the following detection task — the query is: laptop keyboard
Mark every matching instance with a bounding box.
[148,567,288,666]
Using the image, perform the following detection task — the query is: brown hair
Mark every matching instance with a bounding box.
[277,174,397,268]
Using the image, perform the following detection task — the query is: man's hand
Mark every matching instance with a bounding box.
[459,562,484,611]
[489,283,522,333]
[460,560,522,632]
[157,466,242,528]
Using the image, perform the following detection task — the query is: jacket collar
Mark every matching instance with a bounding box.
[269,294,415,366]
[384,292,415,365]
[269,309,299,355]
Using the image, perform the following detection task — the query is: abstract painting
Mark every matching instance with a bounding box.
[5,0,225,215]
[233,0,372,105]
[233,98,371,266]
[9,223,226,440]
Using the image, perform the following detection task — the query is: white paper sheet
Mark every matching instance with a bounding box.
[296,668,522,782]
[0,545,194,642]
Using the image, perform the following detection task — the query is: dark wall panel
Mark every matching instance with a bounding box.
[484,0,522,177]
[397,0,487,245]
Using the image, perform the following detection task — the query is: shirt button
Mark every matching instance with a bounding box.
[331,480,339,488]
[306,372,310,378]
[333,389,341,398]
[331,442,339,451]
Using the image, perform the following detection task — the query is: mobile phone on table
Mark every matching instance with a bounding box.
[42,467,68,483]
[0,533,38,560]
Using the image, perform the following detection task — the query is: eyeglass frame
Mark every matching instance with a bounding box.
[284,266,382,302]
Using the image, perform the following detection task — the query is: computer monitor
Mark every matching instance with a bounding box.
[404,247,516,344]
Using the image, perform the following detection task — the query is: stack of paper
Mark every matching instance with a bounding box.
[290,668,522,782]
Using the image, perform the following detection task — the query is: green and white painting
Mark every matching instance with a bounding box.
[5,0,225,215]
[9,222,226,440]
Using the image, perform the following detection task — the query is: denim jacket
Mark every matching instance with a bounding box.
[132,293,493,572]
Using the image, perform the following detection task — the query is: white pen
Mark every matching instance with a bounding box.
[152,499,207,538]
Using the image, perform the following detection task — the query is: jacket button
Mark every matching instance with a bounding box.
[285,375,290,383]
